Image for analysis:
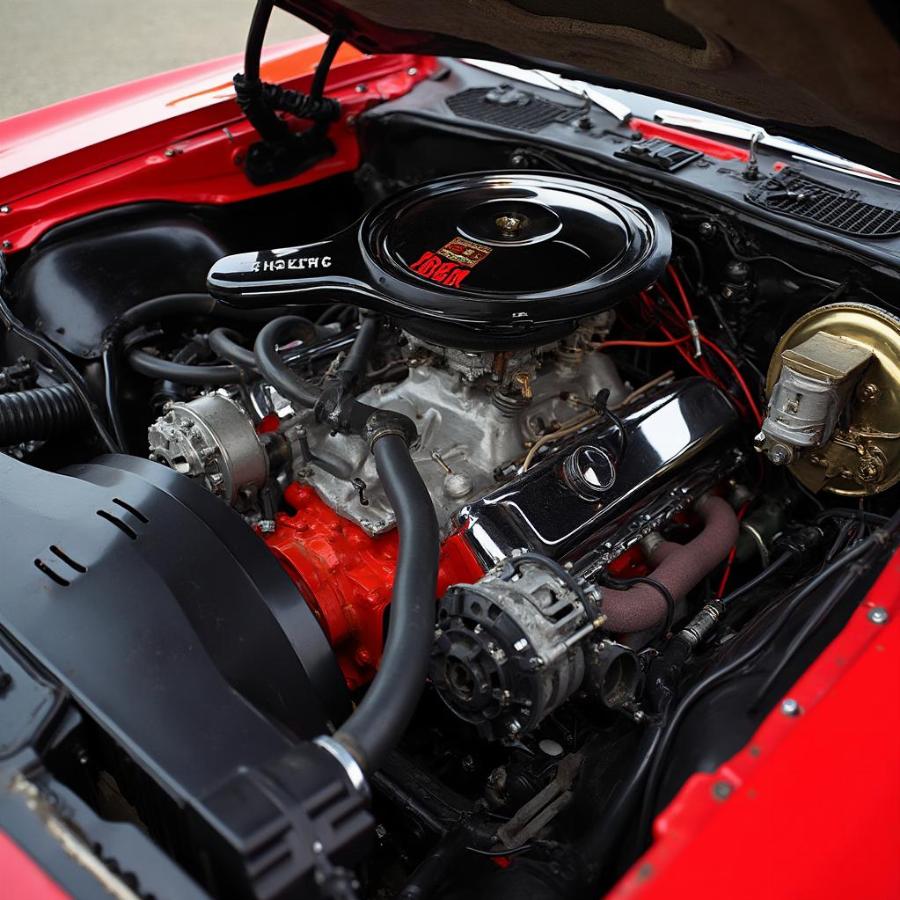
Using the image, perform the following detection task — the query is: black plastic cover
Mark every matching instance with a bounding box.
[13,211,227,359]
[0,451,367,898]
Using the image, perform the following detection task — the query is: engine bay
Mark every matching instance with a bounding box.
[1,52,899,900]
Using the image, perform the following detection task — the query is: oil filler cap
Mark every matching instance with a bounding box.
[563,445,616,500]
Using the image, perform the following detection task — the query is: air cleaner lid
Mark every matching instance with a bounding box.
[376,177,639,296]
[207,172,671,347]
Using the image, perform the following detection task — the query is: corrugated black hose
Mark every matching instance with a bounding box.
[0,254,117,452]
[0,383,87,446]
[233,0,342,144]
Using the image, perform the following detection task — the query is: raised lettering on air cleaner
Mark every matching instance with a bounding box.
[253,256,333,272]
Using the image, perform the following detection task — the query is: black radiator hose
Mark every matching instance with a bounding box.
[0,383,86,445]
[254,314,440,774]
[334,433,440,773]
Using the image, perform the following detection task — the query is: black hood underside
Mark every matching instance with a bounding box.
[277,0,900,175]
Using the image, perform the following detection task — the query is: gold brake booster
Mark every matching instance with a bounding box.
[756,302,900,496]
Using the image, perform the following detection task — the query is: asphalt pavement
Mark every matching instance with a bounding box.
[0,0,317,120]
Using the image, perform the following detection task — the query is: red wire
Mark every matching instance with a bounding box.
[594,337,692,350]
[652,283,686,325]
[636,291,708,380]
[650,311,724,385]
[717,501,751,596]
[667,264,696,321]
[634,287,762,425]
[700,336,763,426]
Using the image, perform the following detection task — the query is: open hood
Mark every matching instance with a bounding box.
[278,0,900,173]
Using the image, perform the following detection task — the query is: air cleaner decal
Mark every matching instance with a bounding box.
[437,237,491,267]
[408,237,491,287]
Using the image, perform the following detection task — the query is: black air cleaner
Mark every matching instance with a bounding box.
[207,171,671,348]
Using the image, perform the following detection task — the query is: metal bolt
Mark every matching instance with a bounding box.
[858,382,880,404]
[0,205,9,213]
[444,472,473,499]
[869,607,889,625]
[258,519,276,534]
[164,148,176,158]
[1,240,12,250]
[711,780,733,800]
[767,444,793,466]
[698,221,715,238]
[781,697,801,716]
[355,83,368,93]
[538,739,564,758]
[406,66,418,76]
[858,459,882,483]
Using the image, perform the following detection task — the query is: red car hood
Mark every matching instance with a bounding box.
[277,0,900,173]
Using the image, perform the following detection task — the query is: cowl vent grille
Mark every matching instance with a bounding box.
[747,169,900,238]
[446,86,580,133]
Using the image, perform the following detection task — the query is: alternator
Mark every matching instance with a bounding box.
[431,554,611,741]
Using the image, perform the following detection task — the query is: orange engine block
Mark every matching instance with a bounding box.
[264,482,484,690]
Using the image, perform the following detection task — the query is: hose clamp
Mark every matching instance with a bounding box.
[364,410,417,449]
[313,735,370,800]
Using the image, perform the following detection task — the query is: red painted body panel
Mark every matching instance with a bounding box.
[0,832,69,900]
[265,483,484,689]
[1,33,898,899]
[0,38,436,251]
[613,547,900,899]
[629,118,750,162]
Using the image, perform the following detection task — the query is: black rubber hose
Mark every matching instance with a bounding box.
[112,293,220,336]
[0,383,86,445]
[255,312,439,772]
[234,1,292,144]
[0,283,119,453]
[126,348,242,385]
[208,327,258,370]
[110,292,293,338]
[335,434,440,772]
[310,27,345,101]
[721,551,794,606]
[101,347,128,450]
[334,313,379,389]
[209,324,330,373]
[243,0,269,82]
[254,315,323,408]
